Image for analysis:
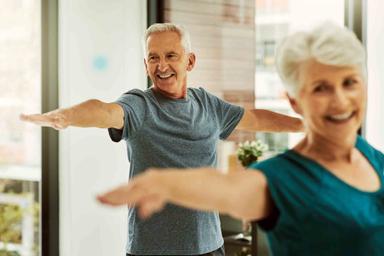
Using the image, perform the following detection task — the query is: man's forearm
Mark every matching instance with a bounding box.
[20,99,123,129]
[61,99,120,128]
[254,109,303,132]
[237,109,304,132]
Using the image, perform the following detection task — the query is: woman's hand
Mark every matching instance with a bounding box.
[97,170,169,219]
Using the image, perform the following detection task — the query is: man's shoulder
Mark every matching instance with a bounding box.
[122,88,151,96]
[119,88,154,100]
[188,87,218,100]
[188,86,204,94]
[115,88,154,107]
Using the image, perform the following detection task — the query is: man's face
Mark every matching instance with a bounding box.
[144,31,195,99]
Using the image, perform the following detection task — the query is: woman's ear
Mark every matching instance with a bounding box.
[186,53,196,71]
[287,93,303,115]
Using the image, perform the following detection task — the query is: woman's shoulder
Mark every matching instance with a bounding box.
[356,136,384,167]
[248,151,300,178]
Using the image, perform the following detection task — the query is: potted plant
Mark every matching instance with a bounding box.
[236,140,268,168]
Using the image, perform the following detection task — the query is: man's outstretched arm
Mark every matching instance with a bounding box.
[20,99,124,130]
[236,109,303,132]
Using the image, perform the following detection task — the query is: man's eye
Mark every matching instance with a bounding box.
[168,54,177,59]
[148,56,158,61]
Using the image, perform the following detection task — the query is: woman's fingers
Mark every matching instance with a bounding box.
[97,183,139,205]
[97,179,167,220]
[97,170,167,219]
[138,195,166,219]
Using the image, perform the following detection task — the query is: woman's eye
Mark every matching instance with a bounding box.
[344,78,357,87]
[313,84,328,93]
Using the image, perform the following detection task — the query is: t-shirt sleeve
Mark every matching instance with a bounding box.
[201,88,244,139]
[248,155,306,231]
[249,159,283,231]
[108,90,146,142]
[249,159,285,212]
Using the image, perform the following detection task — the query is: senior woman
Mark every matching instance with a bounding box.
[98,23,384,255]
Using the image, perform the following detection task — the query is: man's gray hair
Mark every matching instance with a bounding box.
[275,22,367,96]
[143,23,192,56]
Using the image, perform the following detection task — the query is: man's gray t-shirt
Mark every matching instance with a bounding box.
[108,87,244,255]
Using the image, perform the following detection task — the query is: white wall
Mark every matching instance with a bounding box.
[366,1,384,151]
[59,1,146,255]
[288,0,344,31]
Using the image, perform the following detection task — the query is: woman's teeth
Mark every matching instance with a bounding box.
[328,112,354,121]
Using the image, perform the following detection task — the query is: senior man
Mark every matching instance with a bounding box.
[21,23,302,255]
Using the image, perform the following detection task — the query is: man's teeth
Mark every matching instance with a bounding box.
[329,112,353,121]
[158,74,173,79]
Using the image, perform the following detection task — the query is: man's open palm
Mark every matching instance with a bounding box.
[20,111,69,130]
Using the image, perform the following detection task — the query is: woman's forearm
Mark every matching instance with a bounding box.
[160,168,235,214]
[157,168,271,220]
[97,168,271,221]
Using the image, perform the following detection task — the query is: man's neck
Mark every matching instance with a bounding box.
[152,86,187,99]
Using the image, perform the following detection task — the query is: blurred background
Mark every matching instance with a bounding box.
[0,0,383,255]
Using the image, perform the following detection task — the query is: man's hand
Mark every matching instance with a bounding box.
[97,170,169,219]
[20,110,70,130]
[20,100,124,130]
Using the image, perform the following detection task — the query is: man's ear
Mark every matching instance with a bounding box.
[287,93,303,115]
[186,53,196,71]
[143,59,149,76]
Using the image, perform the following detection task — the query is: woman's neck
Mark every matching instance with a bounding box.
[294,133,357,163]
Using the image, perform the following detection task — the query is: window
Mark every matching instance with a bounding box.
[0,1,42,255]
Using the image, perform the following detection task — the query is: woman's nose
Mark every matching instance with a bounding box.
[331,89,349,107]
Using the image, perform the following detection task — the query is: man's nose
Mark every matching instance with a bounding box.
[158,59,169,72]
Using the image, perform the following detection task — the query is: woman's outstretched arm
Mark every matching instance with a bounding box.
[97,168,273,221]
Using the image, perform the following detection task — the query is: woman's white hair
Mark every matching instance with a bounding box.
[275,22,367,96]
[143,23,192,55]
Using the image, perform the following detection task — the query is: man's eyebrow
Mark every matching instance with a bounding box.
[147,52,159,58]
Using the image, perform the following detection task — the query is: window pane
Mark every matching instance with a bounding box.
[366,1,384,150]
[0,0,41,255]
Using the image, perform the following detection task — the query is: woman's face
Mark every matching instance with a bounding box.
[290,59,366,141]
